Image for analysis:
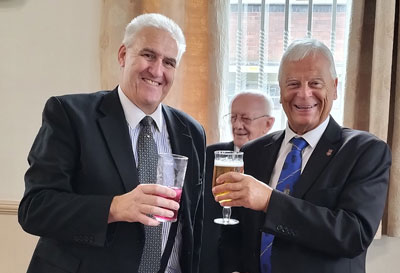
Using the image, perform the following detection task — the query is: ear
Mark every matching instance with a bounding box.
[263,117,275,133]
[118,44,127,67]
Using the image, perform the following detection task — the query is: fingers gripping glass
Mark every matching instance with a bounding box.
[212,151,243,225]
[224,113,270,125]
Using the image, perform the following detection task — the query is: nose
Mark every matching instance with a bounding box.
[148,58,163,77]
[298,83,313,97]
[231,117,244,129]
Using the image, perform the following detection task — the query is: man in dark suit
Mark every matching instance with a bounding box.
[18,13,205,273]
[214,38,391,273]
[199,92,275,273]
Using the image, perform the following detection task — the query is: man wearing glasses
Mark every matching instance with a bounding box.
[200,91,275,273]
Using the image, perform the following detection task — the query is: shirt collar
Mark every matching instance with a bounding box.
[118,86,163,131]
[283,117,330,149]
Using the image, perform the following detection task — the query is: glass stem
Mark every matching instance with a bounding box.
[222,206,231,224]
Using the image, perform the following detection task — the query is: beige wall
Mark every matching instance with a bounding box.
[0,213,37,272]
[0,1,399,273]
[0,0,101,271]
[367,236,400,273]
[0,0,102,201]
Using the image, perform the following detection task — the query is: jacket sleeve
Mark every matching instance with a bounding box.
[18,96,113,247]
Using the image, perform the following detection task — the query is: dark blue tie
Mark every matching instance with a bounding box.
[260,137,308,273]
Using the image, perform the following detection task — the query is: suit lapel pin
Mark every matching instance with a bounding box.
[326,149,333,156]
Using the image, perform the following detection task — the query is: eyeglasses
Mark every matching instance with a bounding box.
[224,114,270,125]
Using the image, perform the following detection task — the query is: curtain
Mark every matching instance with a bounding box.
[99,0,229,145]
[344,0,400,237]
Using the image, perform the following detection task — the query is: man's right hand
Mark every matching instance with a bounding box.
[107,184,180,225]
[213,172,272,212]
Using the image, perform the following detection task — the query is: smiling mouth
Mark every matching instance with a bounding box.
[295,104,317,110]
[143,78,161,86]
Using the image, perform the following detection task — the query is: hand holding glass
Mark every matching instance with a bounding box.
[212,150,243,225]
[154,153,188,222]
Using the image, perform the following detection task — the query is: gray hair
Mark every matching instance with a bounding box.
[231,91,274,116]
[278,38,337,82]
[122,13,186,64]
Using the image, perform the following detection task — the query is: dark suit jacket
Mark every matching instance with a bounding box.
[219,117,391,273]
[18,89,206,273]
[199,141,234,273]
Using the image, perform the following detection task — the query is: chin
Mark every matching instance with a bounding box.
[143,94,164,105]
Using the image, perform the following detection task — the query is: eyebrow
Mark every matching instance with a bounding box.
[285,79,299,83]
[285,77,325,82]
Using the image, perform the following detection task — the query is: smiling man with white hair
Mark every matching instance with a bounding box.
[19,13,206,273]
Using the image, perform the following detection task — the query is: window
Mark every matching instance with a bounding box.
[220,0,352,141]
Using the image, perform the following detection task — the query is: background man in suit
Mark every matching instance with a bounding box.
[18,13,206,273]
[214,38,391,273]
[200,92,275,273]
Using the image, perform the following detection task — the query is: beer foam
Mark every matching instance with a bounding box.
[214,159,243,167]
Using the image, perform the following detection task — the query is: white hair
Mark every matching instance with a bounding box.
[231,91,274,116]
[278,38,337,82]
[122,13,186,64]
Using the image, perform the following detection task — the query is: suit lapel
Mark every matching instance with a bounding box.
[97,89,138,192]
[293,117,342,198]
[163,107,192,159]
[228,141,235,151]
[162,106,193,216]
[247,132,284,186]
[159,106,195,272]
[264,133,284,185]
[243,133,284,231]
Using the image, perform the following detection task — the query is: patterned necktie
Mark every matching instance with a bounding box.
[137,116,162,273]
[260,137,308,273]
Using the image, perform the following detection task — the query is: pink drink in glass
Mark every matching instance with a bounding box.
[154,187,183,222]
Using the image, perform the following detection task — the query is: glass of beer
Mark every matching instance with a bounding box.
[213,150,243,225]
[154,153,188,222]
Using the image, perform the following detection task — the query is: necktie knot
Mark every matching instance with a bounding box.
[141,116,153,127]
[290,137,308,151]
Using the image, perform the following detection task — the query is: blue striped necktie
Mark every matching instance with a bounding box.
[260,137,308,273]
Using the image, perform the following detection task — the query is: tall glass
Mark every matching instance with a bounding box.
[154,153,188,222]
[212,150,243,225]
